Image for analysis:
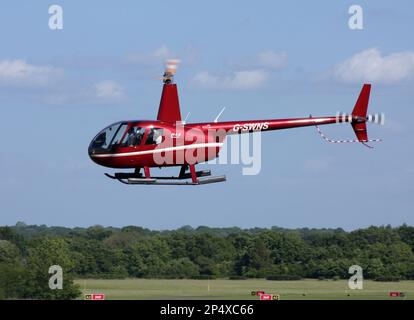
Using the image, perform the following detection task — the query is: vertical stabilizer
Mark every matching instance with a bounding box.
[157,83,182,123]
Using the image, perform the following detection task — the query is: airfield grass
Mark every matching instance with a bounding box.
[75,278,414,300]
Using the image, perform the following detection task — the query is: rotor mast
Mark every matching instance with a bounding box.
[157,59,182,123]
[162,59,180,84]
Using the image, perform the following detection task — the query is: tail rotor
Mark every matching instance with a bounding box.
[317,84,385,148]
[367,112,385,125]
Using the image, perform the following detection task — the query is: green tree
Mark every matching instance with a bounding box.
[165,258,199,278]
[397,224,414,250]
[0,240,21,265]
[195,256,217,276]
[0,226,25,254]
[22,238,81,299]
[86,225,113,240]
[235,238,272,277]
[0,263,26,299]
[0,238,26,299]
[124,237,171,277]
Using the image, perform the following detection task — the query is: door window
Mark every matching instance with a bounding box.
[145,128,164,145]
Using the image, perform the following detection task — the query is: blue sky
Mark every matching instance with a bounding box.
[0,0,413,230]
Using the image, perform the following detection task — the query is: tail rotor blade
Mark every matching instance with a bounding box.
[380,112,385,125]
[366,113,385,125]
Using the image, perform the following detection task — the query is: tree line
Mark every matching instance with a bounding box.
[1,222,414,299]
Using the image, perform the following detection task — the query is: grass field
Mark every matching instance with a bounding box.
[75,279,414,300]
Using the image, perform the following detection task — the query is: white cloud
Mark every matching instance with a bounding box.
[256,51,288,69]
[152,45,174,59]
[332,48,414,84]
[229,50,288,70]
[0,59,61,86]
[94,80,125,100]
[124,45,199,68]
[194,50,286,90]
[193,69,268,90]
[125,45,176,64]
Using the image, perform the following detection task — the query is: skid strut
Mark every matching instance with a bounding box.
[105,165,226,185]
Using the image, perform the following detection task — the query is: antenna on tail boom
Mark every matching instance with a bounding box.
[214,107,226,123]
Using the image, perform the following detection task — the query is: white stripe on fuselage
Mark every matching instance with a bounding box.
[90,142,224,158]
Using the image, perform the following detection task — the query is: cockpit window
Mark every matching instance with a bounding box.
[145,128,164,145]
[123,126,146,147]
[90,122,128,150]
[110,123,128,146]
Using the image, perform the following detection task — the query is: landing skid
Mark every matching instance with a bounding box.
[125,175,226,185]
[104,168,226,185]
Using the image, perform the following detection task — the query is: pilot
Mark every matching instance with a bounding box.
[125,127,138,146]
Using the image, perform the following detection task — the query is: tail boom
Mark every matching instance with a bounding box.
[191,116,342,135]
[187,84,379,147]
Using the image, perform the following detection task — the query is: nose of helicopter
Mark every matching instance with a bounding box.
[88,143,96,157]
[88,131,120,168]
[88,144,114,169]
[88,133,107,166]
[88,143,100,164]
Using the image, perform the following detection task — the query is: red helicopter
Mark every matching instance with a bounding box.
[88,60,383,185]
